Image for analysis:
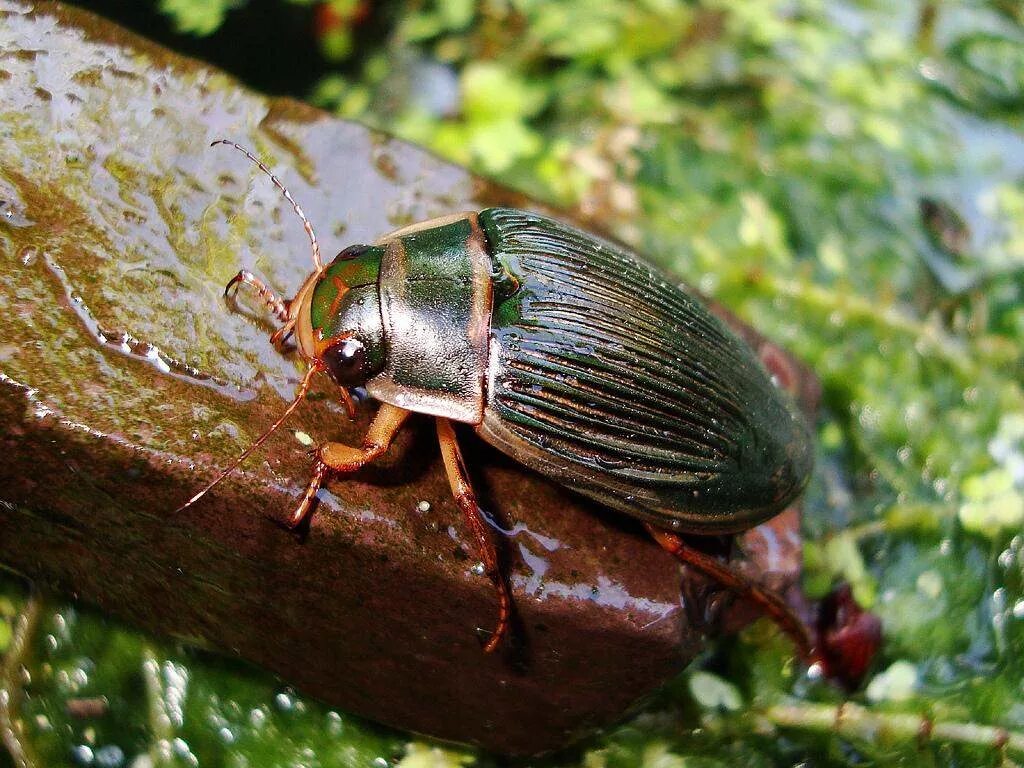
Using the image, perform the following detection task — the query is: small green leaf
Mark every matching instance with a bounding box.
[0,617,11,653]
[461,63,547,122]
[467,119,542,173]
[397,742,475,768]
[865,660,919,703]
[959,468,1024,537]
[158,0,243,36]
[688,671,743,712]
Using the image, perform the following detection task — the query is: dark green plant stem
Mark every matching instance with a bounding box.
[764,702,1024,759]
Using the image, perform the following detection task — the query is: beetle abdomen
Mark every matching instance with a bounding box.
[476,208,812,533]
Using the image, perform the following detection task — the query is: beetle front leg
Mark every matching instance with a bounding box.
[223,270,299,349]
[224,270,290,323]
[288,403,412,528]
[436,418,511,653]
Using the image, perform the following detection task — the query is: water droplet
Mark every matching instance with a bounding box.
[992,587,1007,612]
[0,198,33,227]
[94,745,125,768]
[327,710,344,735]
[416,500,430,513]
[171,737,197,767]
[42,253,255,401]
[70,744,94,766]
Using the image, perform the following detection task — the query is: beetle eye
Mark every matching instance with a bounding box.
[337,244,369,261]
[321,337,367,387]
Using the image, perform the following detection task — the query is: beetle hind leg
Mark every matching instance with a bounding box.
[436,418,511,653]
[645,524,818,666]
[287,404,412,528]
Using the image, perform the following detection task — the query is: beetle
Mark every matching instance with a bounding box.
[182,141,824,666]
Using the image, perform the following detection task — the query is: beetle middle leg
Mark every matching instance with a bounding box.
[644,524,817,666]
[436,418,511,653]
[289,403,412,528]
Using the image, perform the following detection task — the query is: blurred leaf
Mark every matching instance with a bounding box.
[865,660,919,703]
[157,0,244,36]
[461,62,547,122]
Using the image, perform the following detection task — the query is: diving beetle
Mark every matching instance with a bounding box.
[182,141,824,667]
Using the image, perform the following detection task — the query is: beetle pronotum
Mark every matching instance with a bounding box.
[182,141,840,670]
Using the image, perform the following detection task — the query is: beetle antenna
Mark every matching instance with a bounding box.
[211,139,324,273]
[176,363,322,512]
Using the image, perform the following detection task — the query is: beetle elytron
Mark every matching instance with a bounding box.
[182,141,816,661]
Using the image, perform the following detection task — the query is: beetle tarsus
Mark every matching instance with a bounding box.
[458,490,511,654]
[269,323,296,350]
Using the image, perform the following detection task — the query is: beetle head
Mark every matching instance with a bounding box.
[293,243,387,396]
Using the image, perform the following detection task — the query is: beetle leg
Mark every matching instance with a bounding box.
[288,404,412,528]
[224,270,291,323]
[436,418,511,653]
[644,524,818,666]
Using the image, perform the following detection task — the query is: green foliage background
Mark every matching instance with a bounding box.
[4,0,1024,765]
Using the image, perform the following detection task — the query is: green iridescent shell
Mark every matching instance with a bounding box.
[475,208,812,533]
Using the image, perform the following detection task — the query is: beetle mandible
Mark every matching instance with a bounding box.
[182,141,818,663]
